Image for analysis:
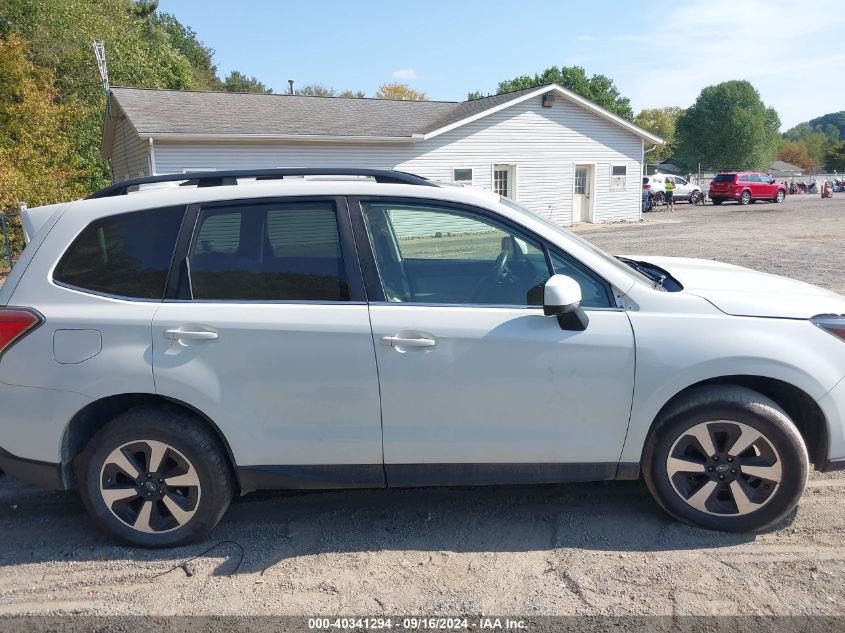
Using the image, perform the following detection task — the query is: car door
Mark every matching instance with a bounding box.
[351,197,636,486]
[151,197,385,487]
[760,174,777,198]
[673,177,689,198]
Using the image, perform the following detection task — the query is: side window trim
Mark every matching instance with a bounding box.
[164,196,366,303]
[348,196,615,309]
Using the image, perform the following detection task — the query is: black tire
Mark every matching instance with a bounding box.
[654,191,665,206]
[774,190,785,203]
[642,385,808,533]
[78,405,234,548]
[739,190,751,205]
[711,198,723,205]
[689,191,701,205]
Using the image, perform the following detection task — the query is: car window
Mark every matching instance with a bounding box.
[713,174,735,183]
[749,174,762,183]
[188,201,349,302]
[362,202,551,306]
[675,177,686,185]
[361,201,612,308]
[548,250,613,308]
[54,206,184,299]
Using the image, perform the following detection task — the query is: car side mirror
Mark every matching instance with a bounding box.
[543,275,589,331]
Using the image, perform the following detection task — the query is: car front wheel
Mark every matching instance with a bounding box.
[689,191,701,204]
[643,386,808,532]
[78,405,234,547]
[775,190,785,203]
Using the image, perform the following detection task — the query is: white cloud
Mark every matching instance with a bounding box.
[392,69,418,80]
[604,0,845,128]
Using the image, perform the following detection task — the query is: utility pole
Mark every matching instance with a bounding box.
[92,41,109,93]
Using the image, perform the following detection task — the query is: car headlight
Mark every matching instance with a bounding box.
[811,315,845,343]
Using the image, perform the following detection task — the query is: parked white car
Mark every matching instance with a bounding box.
[643,173,703,204]
[1,168,844,547]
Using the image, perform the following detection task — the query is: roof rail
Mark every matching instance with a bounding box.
[87,168,436,199]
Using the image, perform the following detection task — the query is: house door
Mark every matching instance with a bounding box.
[492,164,516,199]
[574,165,592,222]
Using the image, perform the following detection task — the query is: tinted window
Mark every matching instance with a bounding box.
[54,207,183,299]
[363,202,551,306]
[188,202,349,302]
[713,174,736,183]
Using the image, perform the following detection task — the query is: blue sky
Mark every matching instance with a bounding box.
[158,0,845,129]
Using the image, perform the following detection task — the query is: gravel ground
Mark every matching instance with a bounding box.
[1,193,844,618]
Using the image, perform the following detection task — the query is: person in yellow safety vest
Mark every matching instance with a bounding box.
[664,176,676,211]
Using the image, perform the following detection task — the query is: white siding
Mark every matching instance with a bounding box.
[110,117,149,183]
[151,96,644,224]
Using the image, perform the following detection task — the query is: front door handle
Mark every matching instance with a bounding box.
[164,329,218,342]
[381,335,436,348]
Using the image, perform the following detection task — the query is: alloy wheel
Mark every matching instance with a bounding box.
[99,440,201,534]
[666,421,782,516]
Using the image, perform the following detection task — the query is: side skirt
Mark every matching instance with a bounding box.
[236,462,642,492]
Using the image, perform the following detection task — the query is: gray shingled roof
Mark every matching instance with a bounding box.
[105,84,663,154]
[111,87,530,138]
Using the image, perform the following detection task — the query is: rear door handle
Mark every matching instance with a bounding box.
[381,335,436,348]
[164,329,218,342]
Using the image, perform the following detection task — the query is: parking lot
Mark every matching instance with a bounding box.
[1,194,844,617]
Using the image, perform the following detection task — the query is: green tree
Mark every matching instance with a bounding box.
[222,70,272,94]
[338,89,366,98]
[0,0,218,194]
[634,107,684,162]
[824,141,845,172]
[154,12,220,90]
[374,82,428,101]
[298,84,336,97]
[674,80,781,171]
[492,66,633,120]
[0,36,88,256]
[466,90,488,101]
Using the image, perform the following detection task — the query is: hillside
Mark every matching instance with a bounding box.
[785,111,845,141]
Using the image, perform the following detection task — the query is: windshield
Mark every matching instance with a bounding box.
[498,197,654,286]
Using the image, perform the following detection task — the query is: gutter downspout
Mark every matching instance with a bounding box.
[643,144,658,175]
[148,137,157,176]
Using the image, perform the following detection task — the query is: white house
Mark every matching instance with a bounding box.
[101,84,662,225]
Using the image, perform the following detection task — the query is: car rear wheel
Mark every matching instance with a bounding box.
[711,198,723,205]
[78,405,234,547]
[739,190,751,205]
[774,190,785,203]
[653,191,665,206]
[643,386,808,532]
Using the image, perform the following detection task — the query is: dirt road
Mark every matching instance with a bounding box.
[1,194,844,617]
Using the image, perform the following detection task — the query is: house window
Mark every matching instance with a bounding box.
[492,164,516,199]
[452,168,473,185]
[611,165,627,191]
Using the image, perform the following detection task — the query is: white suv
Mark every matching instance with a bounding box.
[1,168,844,547]
[644,173,703,204]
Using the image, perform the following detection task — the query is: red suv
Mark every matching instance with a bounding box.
[708,172,787,205]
